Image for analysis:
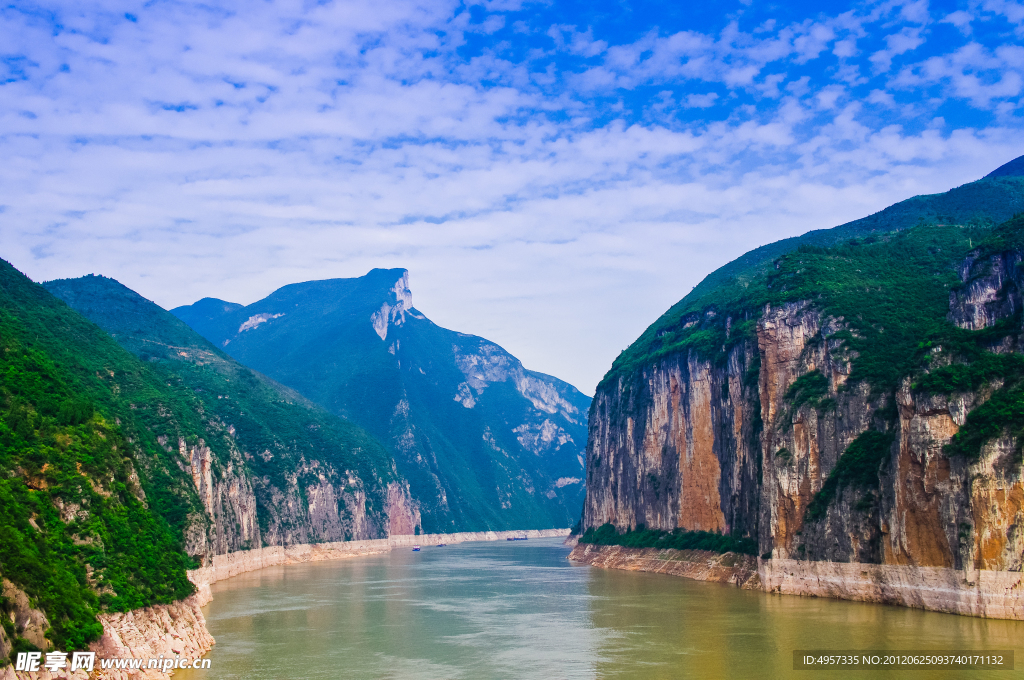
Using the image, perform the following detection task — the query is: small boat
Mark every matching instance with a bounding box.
[412,545,421,551]
[436,543,446,547]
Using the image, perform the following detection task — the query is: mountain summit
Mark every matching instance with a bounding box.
[173,269,589,532]
[986,153,1024,179]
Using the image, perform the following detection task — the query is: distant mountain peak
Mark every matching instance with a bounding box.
[170,266,590,532]
[371,270,413,341]
[985,154,1024,178]
[171,297,244,336]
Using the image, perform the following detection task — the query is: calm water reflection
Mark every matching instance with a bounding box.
[176,538,1024,679]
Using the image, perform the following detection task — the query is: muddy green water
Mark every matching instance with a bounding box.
[176,538,1024,679]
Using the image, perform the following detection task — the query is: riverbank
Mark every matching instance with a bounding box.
[567,543,760,589]
[570,544,1024,620]
[761,558,1024,620]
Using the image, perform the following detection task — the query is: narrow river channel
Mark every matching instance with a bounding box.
[176,537,1024,679]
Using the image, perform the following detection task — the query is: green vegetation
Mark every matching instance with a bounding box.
[46,275,400,531]
[578,523,757,555]
[785,370,829,410]
[604,223,981,396]
[602,175,1024,390]
[602,202,1024,524]
[658,176,1024,342]
[915,352,1024,395]
[945,386,1024,460]
[1,265,406,658]
[0,261,204,653]
[805,431,895,521]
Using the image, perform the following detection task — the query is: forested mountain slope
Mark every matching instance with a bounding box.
[608,157,1024,386]
[0,260,410,658]
[45,275,415,545]
[0,260,204,654]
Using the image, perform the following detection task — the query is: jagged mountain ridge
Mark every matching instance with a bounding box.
[582,155,1024,577]
[173,269,590,533]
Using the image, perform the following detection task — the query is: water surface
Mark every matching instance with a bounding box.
[177,538,1024,679]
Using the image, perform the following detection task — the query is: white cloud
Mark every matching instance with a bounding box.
[685,92,719,108]
[941,10,974,34]
[0,0,1021,393]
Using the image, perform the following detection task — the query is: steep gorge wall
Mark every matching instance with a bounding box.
[176,431,420,565]
[582,245,1024,618]
[584,339,761,539]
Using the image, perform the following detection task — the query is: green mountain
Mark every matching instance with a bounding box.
[172,269,590,533]
[43,275,413,545]
[581,154,1024,580]
[0,260,204,653]
[605,155,1024,386]
[0,258,412,658]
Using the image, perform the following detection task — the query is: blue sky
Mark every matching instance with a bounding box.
[1,0,1022,393]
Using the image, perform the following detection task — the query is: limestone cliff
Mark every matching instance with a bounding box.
[179,432,414,562]
[582,211,1024,618]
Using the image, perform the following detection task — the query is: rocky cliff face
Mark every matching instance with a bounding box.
[179,432,410,561]
[583,232,1024,590]
[585,341,760,539]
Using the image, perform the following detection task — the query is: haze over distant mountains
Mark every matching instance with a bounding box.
[173,269,590,533]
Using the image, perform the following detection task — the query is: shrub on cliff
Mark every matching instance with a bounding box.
[579,523,757,555]
[805,431,895,522]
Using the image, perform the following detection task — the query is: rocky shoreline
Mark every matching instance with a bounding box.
[570,544,1024,620]
[762,558,1024,619]
[6,529,570,680]
[568,543,761,588]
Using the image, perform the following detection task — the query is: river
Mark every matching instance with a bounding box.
[176,537,1024,679]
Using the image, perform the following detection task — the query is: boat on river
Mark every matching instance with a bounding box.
[412,545,421,551]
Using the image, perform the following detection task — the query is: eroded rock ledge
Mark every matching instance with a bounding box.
[762,559,1024,619]
[568,543,761,589]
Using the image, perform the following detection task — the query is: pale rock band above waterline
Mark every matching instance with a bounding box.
[2,530,569,680]
[569,544,1024,620]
